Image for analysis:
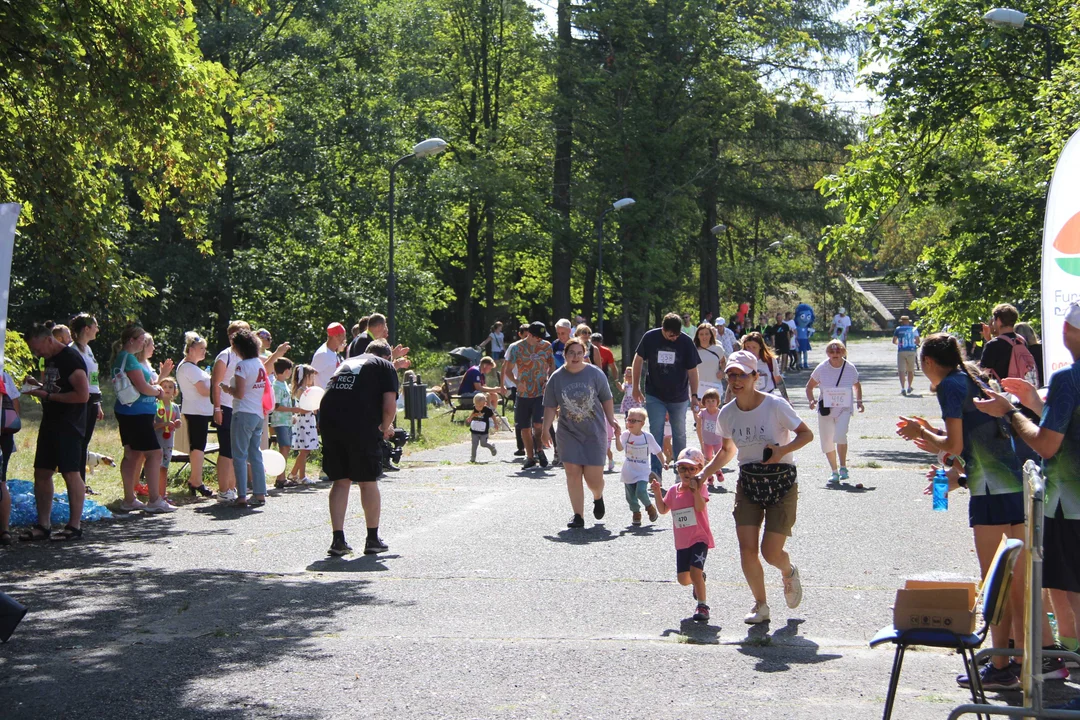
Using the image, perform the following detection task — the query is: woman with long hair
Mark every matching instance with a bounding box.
[70,314,104,494]
[693,323,726,398]
[210,321,250,501]
[740,331,783,396]
[895,333,1034,690]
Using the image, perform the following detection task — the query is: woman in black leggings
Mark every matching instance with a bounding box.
[70,314,104,494]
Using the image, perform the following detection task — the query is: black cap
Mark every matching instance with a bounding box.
[528,321,546,338]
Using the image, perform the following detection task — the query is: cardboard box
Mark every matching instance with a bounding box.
[893,580,978,634]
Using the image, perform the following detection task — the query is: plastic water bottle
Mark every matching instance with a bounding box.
[933,468,949,512]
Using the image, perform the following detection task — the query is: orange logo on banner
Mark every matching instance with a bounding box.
[1054,211,1080,276]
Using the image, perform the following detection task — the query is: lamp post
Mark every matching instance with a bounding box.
[388,137,447,345]
[982,7,1054,80]
[595,197,635,336]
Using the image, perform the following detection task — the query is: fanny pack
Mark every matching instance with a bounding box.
[738,462,797,507]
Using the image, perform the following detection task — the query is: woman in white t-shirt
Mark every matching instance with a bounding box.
[176,332,215,497]
[211,320,250,501]
[693,323,726,396]
[220,329,269,507]
[70,314,103,493]
[805,339,864,486]
[740,332,783,396]
[700,350,813,626]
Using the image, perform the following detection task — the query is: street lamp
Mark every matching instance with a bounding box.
[596,197,636,335]
[387,138,447,344]
[982,7,1054,80]
[711,224,726,236]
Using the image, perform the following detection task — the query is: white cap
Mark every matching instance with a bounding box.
[724,350,758,375]
[1066,302,1080,330]
[838,307,847,314]
[715,316,726,326]
[555,318,572,329]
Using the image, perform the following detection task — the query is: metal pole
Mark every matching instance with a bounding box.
[1033,24,1053,80]
[387,153,414,346]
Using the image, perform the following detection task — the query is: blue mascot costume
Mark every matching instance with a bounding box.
[794,303,815,370]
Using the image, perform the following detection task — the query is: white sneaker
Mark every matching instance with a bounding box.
[784,565,803,609]
[745,601,771,624]
[302,476,319,485]
[217,488,238,502]
[607,459,615,472]
[119,499,146,512]
[144,498,177,514]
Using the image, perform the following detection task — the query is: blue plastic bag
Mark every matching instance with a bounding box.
[6,478,114,526]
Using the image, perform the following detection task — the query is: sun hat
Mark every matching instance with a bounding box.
[838,307,847,314]
[724,350,758,376]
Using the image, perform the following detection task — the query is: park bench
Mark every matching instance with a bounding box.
[168,419,220,480]
[440,374,475,423]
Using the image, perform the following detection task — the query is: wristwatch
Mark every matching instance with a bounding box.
[1005,408,1019,420]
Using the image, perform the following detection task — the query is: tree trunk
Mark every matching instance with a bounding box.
[551,0,573,320]
[463,198,481,343]
[582,255,596,325]
[484,201,496,332]
[699,137,720,319]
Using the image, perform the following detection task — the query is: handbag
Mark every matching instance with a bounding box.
[112,352,141,406]
[738,462,797,507]
[817,361,846,416]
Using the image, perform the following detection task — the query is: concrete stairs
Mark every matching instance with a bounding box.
[846,277,918,329]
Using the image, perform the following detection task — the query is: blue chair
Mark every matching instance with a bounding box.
[870,538,1023,720]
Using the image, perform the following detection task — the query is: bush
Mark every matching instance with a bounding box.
[5,329,35,382]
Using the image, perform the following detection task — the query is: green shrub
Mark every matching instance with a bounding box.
[5,329,34,381]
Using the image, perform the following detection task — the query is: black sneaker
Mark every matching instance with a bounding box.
[363,537,389,555]
[957,662,1019,690]
[692,603,710,623]
[523,457,538,469]
[567,514,585,528]
[327,539,353,557]
[1040,648,1072,680]
[514,449,526,457]
[593,496,605,520]
[537,450,549,468]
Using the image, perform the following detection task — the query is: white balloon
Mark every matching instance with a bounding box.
[297,386,325,413]
[262,449,286,477]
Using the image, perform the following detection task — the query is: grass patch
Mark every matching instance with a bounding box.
[401,410,472,454]
[862,461,883,469]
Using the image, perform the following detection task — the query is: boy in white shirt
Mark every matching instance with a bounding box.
[615,407,664,525]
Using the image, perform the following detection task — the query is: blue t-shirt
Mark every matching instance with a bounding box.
[894,325,919,352]
[936,369,1021,496]
[551,339,566,369]
[112,351,158,416]
[458,366,484,395]
[634,328,701,404]
[1040,362,1080,519]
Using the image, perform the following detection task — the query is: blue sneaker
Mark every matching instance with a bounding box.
[839,467,849,480]
[828,472,840,484]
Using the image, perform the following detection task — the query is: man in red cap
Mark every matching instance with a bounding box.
[311,322,348,390]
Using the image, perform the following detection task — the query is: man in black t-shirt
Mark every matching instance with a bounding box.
[21,323,90,541]
[631,312,701,477]
[979,303,1027,382]
[769,313,792,372]
[321,339,400,557]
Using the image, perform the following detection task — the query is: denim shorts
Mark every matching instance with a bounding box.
[274,425,293,447]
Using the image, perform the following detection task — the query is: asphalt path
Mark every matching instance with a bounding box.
[1,339,1077,718]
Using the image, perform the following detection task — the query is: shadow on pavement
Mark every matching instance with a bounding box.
[824,482,877,494]
[306,553,399,573]
[0,562,402,719]
[736,619,843,673]
[543,525,619,544]
[616,526,664,538]
[860,449,935,467]
[661,618,721,644]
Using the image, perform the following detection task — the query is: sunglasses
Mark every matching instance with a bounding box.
[626,418,643,424]
[676,465,701,474]
[726,372,752,380]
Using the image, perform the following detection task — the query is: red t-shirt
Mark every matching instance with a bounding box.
[598,344,616,372]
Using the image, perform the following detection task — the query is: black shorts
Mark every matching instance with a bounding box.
[968,492,1025,528]
[775,339,790,353]
[34,430,85,474]
[214,406,233,459]
[116,413,160,452]
[1044,512,1080,593]
[322,433,382,483]
[514,395,544,430]
[185,414,211,452]
[676,542,709,574]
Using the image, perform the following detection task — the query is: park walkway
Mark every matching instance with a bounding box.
[1,339,1075,718]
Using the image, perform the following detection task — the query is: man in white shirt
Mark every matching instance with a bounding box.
[311,323,348,390]
[715,317,738,355]
[830,307,852,344]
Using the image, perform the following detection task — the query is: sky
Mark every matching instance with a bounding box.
[524,0,878,115]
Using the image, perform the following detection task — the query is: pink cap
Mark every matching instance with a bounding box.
[326,322,346,336]
[724,350,758,376]
[675,447,706,466]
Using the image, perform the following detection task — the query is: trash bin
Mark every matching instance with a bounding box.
[403,375,427,437]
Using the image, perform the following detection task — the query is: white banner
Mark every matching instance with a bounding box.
[0,204,19,378]
[1042,129,1080,381]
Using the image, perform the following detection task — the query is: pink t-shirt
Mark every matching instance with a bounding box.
[698,406,722,446]
[663,482,714,550]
